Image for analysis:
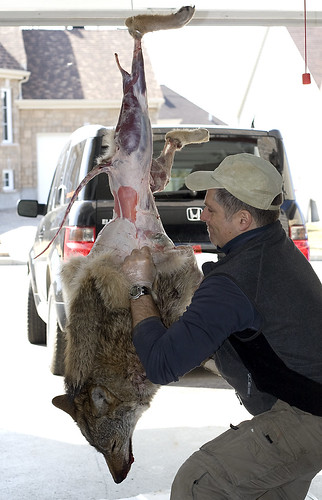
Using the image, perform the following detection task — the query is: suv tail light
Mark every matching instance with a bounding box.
[63,226,96,260]
[192,244,202,254]
[289,225,310,260]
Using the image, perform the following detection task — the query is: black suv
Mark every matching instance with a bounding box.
[18,124,309,375]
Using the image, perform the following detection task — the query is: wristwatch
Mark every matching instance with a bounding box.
[129,284,151,300]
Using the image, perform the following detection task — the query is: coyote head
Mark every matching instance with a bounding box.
[53,384,150,483]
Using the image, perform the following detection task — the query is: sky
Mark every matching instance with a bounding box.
[143,23,322,217]
[144,25,268,126]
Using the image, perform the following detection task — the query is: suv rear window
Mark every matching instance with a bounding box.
[53,129,283,206]
[152,133,281,200]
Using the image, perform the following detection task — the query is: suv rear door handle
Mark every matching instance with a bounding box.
[57,184,66,205]
[39,225,46,240]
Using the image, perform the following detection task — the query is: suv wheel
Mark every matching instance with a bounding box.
[27,281,46,345]
[47,285,66,376]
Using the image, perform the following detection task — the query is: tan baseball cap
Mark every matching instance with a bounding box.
[185,153,283,210]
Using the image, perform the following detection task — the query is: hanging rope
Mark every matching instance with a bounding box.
[302,0,311,84]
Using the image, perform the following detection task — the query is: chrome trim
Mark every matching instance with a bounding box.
[186,207,203,221]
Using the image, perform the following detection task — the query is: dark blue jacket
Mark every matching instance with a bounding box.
[133,221,322,416]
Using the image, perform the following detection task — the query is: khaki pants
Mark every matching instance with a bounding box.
[171,400,322,500]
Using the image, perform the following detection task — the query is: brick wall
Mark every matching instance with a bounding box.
[0,99,160,206]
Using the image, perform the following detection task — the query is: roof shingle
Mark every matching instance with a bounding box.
[159,85,225,125]
[0,27,26,70]
[21,28,162,101]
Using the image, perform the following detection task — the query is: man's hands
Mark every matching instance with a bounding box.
[122,247,160,326]
[122,246,157,289]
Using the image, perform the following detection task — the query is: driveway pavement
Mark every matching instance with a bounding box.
[0,207,39,264]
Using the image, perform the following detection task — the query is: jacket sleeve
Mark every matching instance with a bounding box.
[132,275,261,385]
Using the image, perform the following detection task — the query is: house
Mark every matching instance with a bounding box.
[158,85,225,126]
[0,27,163,206]
[288,27,322,89]
[0,27,223,207]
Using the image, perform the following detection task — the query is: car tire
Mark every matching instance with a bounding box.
[47,285,66,376]
[27,281,46,345]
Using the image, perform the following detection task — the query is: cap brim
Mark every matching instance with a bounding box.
[185,171,224,191]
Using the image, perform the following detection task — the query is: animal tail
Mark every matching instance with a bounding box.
[33,162,111,259]
[125,6,195,38]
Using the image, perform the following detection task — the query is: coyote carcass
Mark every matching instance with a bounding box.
[52,6,206,483]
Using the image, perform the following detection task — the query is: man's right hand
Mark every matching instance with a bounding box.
[122,246,156,289]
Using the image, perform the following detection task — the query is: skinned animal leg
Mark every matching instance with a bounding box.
[150,128,209,193]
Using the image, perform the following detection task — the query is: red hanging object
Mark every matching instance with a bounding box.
[302,0,311,84]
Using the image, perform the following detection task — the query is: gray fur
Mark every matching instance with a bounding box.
[53,247,201,483]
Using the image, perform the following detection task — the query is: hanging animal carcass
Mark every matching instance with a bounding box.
[52,6,208,483]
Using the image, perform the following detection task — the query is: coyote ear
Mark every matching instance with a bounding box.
[52,395,77,421]
[91,386,110,416]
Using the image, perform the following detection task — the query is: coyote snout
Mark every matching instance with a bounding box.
[53,385,150,483]
[52,248,200,482]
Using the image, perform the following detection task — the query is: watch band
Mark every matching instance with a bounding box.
[129,284,151,300]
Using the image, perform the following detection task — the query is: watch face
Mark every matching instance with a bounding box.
[130,285,140,297]
[129,285,150,299]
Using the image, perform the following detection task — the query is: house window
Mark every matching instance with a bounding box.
[3,169,14,191]
[1,88,13,143]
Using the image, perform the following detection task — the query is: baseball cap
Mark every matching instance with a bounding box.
[185,153,283,210]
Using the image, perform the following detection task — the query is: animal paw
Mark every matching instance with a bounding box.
[165,128,210,150]
[125,6,195,38]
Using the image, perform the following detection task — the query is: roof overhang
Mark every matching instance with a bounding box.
[1,1,322,27]
[0,69,30,80]
[15,98,164,110]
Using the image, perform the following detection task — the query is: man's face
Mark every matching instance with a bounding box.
[200,189,241,248]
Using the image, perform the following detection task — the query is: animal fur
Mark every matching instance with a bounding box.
[165,128,209,150]
[125,6,195,38]
[53,246,201,483]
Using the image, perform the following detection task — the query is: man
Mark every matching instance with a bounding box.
[122,153,322,499]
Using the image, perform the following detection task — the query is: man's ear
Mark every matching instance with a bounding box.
[238,210,254,231]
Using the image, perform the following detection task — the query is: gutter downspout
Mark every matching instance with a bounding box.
[18,71,30,99]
